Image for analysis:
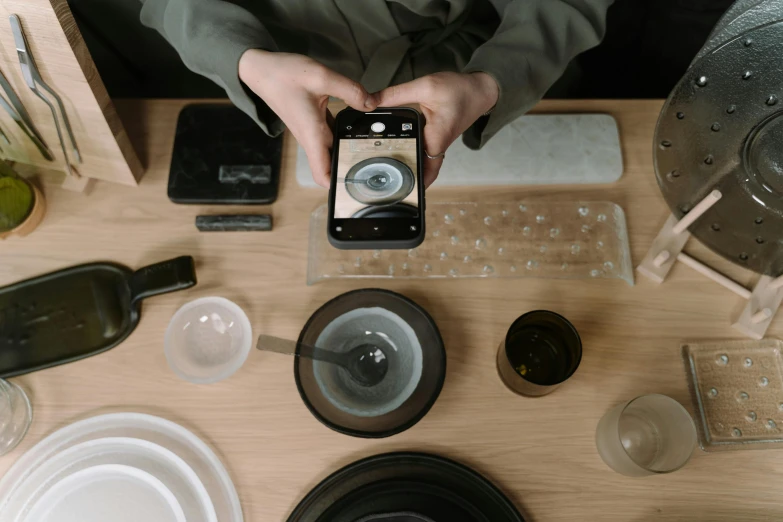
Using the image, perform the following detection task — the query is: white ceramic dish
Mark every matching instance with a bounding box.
[3,437,216,522]
[0,413,242,522]
[21,464,186,522]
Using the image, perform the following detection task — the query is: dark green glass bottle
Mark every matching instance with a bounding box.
[0,161,34,235]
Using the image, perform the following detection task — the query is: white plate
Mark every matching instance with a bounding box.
[22,464,185,522]
[3,437,216,522]
[0,413,242,522]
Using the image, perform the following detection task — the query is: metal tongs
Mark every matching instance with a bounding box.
[0,68,53,160]
[10,14,81,176]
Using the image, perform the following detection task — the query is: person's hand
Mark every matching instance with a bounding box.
[239,49,379,187]
[376,72,499,187]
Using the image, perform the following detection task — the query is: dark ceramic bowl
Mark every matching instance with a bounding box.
[295,289,445,438]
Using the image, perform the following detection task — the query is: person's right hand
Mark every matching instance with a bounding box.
[239,50,378,187]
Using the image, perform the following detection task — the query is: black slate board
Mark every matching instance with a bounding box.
[168,104,283,204]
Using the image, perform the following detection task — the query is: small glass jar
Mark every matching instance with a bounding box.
[0,379,32,455]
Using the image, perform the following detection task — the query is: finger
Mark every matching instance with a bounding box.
[299,116,334,189]
[325,107,335,129]
[422,157,443,188]
[377,76,435,107]
[303,141,331,188]
[421,124,451,188]
[316,68,378,111]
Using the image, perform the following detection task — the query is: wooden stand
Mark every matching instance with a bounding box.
[733,275,783,339]
[61,170,92,192]
[0,2,142,186]
[637,189,782,339]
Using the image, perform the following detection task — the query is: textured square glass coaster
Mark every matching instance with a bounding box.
[307,201,633,285]
[683,339,783,451]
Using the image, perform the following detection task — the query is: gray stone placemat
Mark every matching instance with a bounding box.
[296,114,623,187]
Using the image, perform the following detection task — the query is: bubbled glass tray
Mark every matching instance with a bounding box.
[684,339,783,451]
[307,201,633,285]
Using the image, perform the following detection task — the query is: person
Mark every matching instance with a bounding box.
[139,0,613,187]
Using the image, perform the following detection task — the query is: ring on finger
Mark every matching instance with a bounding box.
[425,150,445,160]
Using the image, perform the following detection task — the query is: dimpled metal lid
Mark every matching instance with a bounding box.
[655,20,783,275]
[691,0,782,65]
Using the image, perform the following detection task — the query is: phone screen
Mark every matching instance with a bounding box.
[329,108,423,246]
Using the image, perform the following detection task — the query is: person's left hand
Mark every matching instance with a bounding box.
[376,71,499,187]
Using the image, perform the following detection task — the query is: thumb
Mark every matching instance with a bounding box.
[319,68,378,111]
[377,77,433,107]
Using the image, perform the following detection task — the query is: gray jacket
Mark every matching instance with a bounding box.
[140,0,613,148]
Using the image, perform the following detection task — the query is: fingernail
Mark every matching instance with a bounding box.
[364,93,377,109]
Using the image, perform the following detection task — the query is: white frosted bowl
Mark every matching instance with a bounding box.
[165,297,251,384]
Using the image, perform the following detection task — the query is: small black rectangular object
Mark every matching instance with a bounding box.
[195,214,273,232]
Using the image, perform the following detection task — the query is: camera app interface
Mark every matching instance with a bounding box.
[333,115,419,219]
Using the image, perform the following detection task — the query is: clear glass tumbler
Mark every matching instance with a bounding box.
[0,379,32,455]
[595,394,697,477]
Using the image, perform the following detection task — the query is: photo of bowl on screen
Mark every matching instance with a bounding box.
[352,203,418,219]
[344,157,415,206]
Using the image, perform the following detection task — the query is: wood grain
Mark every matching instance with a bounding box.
[0,0,141,185]
[2,99,782,522]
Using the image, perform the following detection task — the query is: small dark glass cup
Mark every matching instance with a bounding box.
[496,310,582,396]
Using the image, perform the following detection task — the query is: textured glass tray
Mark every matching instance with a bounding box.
[684,339,783,451]
[307,202,633,285]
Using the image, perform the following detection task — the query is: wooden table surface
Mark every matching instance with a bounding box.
[2,99,781,522]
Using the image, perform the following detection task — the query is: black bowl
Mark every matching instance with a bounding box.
[295,289,446,438]
[352,203,419,219]
[286,452,526,522]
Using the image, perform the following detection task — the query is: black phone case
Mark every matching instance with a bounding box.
[327,232,426,251]
[327,108,425,251]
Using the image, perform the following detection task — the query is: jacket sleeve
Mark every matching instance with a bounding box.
[139,0,284,136]
[462,0,614,149]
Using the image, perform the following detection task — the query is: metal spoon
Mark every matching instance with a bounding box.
[256,334,389,387]
[340,174,390,189]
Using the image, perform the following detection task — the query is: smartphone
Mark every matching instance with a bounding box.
[328,107,425,250]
